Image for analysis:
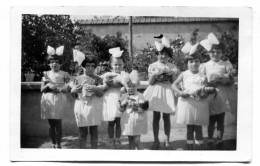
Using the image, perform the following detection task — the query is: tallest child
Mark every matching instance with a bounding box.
[143,36,180,150]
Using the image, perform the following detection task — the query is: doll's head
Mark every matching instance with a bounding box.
[185,52,202,73]
[81,53,98,75]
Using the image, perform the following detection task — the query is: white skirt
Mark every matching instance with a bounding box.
[74,96,103,127]
[41,92,68,119]
[176,97,209,126]
[102,88,122,121]
[209,85,233,115]
[143,83,176,114]
[121,111,148,136]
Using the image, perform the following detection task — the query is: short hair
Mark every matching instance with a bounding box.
[158,47,173,58]
[81,55,98,68]
[211,42,225,52]
[184,52,202,64]
[47,54,62,64]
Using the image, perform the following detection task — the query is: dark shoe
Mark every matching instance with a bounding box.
[108,138,115,149]
[194,144,202,150]
[164,142,172,150]
[56,144,61,149]
[207,142,214,150]
[51,144,56,149]
[151,142,160,150]
[114,139,122,149]
[216,142,224,150]
[186,144,193,150]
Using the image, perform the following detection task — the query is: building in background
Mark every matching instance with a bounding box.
[77,17,239,49]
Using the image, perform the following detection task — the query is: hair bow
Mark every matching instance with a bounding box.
[47,45,64,56]
[181,42,199,55]
[109,47,124,58]
[154,36,170,51]
[200,33,219,51]
[73,49,85,66]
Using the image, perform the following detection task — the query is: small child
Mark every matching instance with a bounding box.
[143,36,179,150]
[102,47,129,149]
[41,45,71,149]
[119,71,149,150]
[172,51,214,150]
[200,33,237,150]
[71,51,107,149]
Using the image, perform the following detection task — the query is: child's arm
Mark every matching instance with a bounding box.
[172,73,189,98]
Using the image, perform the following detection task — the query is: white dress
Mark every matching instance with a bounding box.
[176,70,210,126]
[201,60,237,115]
[73,74,103,127]
[102,71,129,121]
[41,71,70,119]
[143,61,179,114]
[120,92,148,136]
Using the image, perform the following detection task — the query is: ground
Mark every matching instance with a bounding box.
[22,112,237,151]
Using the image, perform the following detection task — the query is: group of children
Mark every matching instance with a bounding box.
[40,33,237,150]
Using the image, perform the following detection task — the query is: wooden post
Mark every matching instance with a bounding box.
[129,16,133,64]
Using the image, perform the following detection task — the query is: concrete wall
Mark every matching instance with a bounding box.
[81,22,238,49]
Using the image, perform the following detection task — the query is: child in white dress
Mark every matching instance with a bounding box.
[172,52,214,150]
[41,46,71,149]
[119,71,149,150]
[102,47,129,149]
[71,53,107,149]
[143,36,179,150]
[200,33,237,150]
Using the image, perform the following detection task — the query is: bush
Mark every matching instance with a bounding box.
[22,14,76,81]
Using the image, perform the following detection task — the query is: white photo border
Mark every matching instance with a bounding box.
[10,6,252,162]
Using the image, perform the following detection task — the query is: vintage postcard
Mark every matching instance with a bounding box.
[10,6,252,162]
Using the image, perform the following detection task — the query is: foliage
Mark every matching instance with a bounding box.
[74,26,131,73]
[22,14,76,81]
[133,44,157,73]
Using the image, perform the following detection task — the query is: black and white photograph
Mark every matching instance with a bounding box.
[9,6,253,162]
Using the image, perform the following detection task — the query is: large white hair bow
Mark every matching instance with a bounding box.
[109,47,124,58]
[47,45,64,56]
[73,49,85,66]
[200,33,219,51]
[181,42,199,55]
[154,36,170,51]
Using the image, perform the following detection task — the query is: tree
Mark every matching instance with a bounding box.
[22,14,76,81]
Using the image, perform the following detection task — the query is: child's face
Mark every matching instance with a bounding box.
[158,52,170,63]
[187,59,200,73]
[83,63,96,75]
[209,48,223,62]
[111,58,124,73]
[126,82,137,95]
[49,59,60,71]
